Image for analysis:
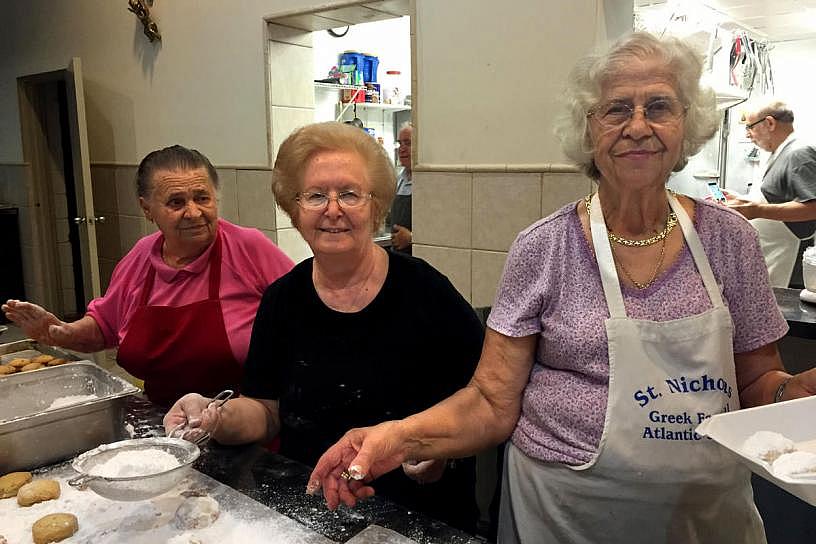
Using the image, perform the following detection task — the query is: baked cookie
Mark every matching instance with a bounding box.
[8,358,31,369]
[32,513,78,544]
[46,358,69,366]
[0,364,17,375]
[17,479,60,506]
[742,430,796,462]
[20,362,45,372]
[0,471,32,498]
[30,354,55,365]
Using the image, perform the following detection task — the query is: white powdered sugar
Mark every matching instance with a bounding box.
[89,449,180,478]
[47,394,98,410]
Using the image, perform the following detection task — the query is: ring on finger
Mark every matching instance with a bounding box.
[340,470,351,480]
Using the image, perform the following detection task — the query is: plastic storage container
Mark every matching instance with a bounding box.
[382,70,401,104]
[802,246,816,292]
[362,54,379,83]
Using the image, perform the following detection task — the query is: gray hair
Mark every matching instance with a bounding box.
[136,145,219,198]
[745,98,795,124]
[555,32,719,180]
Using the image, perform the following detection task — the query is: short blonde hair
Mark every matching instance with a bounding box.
[556,32,719,180]
[272,122,397,232]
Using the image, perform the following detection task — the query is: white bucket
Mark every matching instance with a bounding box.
[802,246,816,292]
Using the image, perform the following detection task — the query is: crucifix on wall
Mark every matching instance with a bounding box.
[128,0,161,42]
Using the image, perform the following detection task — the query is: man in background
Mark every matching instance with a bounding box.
[390,123,413,253]
[727,99,816,287]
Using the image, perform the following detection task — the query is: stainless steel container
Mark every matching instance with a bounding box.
[0,338,82,364]
[0,362,140,472]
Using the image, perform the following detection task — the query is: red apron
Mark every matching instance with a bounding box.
[117,234,242,407]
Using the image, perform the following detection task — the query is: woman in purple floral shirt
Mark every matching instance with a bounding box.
[309,33,816,544]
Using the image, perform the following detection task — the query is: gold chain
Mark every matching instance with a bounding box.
[584,194,677,247]
[614,235,667,289]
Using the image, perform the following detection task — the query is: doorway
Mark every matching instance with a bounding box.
[17,59,101,320]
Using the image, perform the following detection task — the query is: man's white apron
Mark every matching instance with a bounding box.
[749,138,811,287]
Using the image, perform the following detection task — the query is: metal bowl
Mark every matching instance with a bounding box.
[68,437,200,501]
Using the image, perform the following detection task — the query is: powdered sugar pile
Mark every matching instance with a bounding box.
[47,394,98,411]
[89,449,180,478]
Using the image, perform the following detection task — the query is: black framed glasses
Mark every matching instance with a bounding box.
[587,97,688,128]
[296,190,373,211]
[745,117,769,131]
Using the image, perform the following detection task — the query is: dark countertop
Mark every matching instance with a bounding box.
[773,287,816,339]
[123,396,480,544]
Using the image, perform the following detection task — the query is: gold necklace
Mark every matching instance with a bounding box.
[584,194,677,247]
[614,236,667,289]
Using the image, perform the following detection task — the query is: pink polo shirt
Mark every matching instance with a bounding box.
[86,219,293,364]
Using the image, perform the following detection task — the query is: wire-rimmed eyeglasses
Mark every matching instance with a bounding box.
[587,97,688,128]
[745,117,769,131]
[296,190,373,211]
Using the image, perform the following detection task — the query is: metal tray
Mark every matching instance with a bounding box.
[0,362,140,472]
[0,338,83,368]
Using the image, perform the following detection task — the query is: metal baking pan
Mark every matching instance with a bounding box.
[0,338,83,362]
[0,362,140,472]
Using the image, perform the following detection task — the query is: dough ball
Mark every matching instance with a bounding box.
[0,471,32,498]
[30,354,55,365]
[46,358,69,366]
[773,451,816,477]
[8,358,31,368]
[174,495,220,530]
[742,431,796,462]
[32,513,78,544]
[17,479,60,506]
[20,362,45,372]
[0,364,17,375]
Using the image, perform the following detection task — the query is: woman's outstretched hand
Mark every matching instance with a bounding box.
[307,421,407,510]
[2,299,67,345]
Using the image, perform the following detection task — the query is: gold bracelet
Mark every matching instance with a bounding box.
[774,377,792,403]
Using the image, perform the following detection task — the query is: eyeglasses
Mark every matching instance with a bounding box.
[587,98,688,128]
[745,117,768,131]
[296,190,373,211]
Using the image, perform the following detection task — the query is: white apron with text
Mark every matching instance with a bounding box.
[498,192,764,544]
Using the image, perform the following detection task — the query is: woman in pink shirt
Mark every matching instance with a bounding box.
[3,145,293,406]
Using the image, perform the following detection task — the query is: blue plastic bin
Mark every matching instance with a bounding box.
[339,52,365,76]
[363,55,379,83]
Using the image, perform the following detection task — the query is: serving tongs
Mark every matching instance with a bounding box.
[167,389,234,447]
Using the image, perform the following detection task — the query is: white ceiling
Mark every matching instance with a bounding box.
[635,0,816,42]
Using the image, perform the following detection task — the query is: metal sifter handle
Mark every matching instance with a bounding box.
[68,473,101,490]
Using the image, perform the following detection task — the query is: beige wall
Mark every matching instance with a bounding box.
[0,0,332,166]
[411,0,632,306]
[1,0,634,308]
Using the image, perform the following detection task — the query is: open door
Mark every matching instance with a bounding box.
[64,57,102,301]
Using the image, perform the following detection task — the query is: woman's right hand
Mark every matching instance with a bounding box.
[307,420,408,509]
[2,299,68,345]
[164,393,222,440]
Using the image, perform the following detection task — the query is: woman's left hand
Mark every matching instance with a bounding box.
[401,459,446,484]
[784,368,816,400]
